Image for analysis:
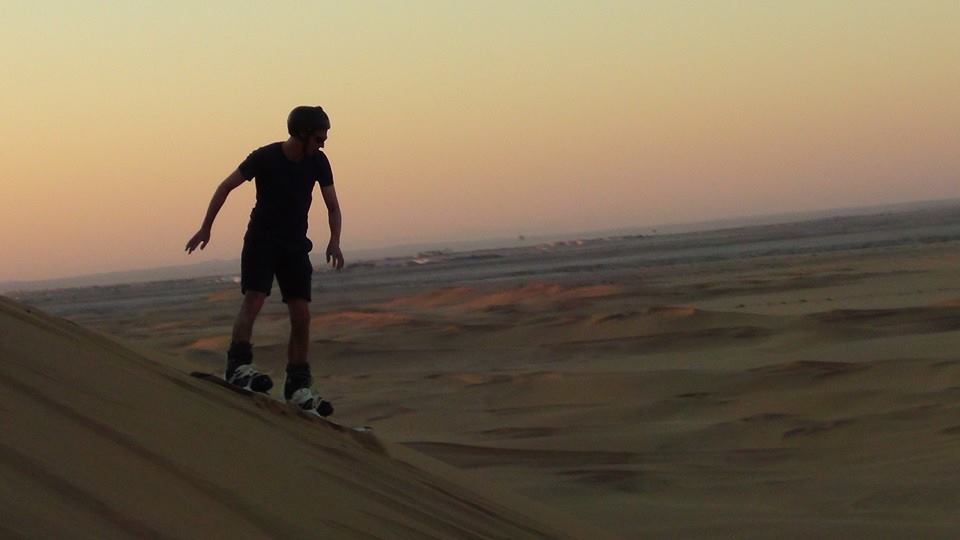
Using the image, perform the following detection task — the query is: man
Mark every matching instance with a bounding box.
[185,105,343,417]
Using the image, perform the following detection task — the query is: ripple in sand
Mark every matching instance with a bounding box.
[478,427,557,440]
[559,468,650,493]
[782,419,854,439]
[187,335,231,350]
[750,360,868,379]
[310,311,413,329]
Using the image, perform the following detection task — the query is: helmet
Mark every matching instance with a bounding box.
[287,106,330,140]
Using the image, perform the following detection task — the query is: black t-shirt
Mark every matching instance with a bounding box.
[238,142,333,249]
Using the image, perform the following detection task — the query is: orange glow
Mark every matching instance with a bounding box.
[1,2,958,281]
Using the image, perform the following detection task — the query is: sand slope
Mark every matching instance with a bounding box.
[16,222,960,538]
[0,296,618,540]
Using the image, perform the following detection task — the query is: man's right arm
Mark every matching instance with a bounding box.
[185,169,247,254]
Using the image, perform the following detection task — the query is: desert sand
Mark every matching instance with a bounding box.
[11,206,960,538]
[0,295,618,539]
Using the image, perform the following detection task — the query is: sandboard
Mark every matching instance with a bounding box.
[189,371,373,434]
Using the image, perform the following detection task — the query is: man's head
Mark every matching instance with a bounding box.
[287,105,330,154]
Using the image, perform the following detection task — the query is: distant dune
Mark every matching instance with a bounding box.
[6,197,960,295]
[0,296,618,539]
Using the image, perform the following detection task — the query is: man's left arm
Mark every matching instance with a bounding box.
[320,184,344,270]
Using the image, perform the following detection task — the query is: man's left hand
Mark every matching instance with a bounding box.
[326,241,344,270]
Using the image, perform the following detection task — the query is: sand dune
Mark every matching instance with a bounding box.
[0,296,618,539]
[14,217,960,538]
[380,283,620,312]
[311,310,415,328]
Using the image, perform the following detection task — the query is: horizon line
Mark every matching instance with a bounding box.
[4,195,960,291]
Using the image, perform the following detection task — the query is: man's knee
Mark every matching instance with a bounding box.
[288,300,311,329]
[241,291,267,318]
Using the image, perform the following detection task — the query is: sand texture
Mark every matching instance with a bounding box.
[12,207,960,538]
[0,296,618,539]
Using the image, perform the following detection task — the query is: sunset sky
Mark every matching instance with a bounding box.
[1,1,957,282]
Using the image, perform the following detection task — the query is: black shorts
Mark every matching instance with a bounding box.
[240,238,313,303]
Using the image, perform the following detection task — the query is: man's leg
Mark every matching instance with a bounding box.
[284,298,313,399]
[286,298,311,365]
[233,235,273,362]
[282,296,331,415]
[281,297,330,415]
[232,290,268,344]
[226,291,269,387]
[276,247,316,401]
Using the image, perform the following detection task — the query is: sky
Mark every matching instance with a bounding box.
[1,1,958,282]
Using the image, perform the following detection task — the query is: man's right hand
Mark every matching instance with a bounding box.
[185,228,211,254]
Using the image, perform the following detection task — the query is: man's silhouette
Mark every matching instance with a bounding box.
[186,105,342,416]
